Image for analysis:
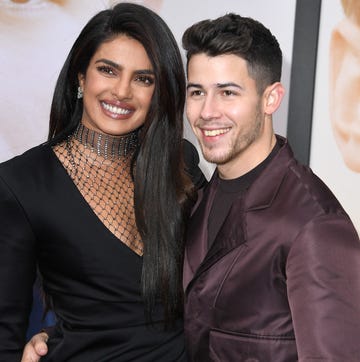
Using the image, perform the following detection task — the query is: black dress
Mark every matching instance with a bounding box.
[0,141,205,361]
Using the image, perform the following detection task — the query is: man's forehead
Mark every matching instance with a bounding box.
[187,53,248,78]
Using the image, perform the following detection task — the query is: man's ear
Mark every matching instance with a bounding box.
[263,82,285,115]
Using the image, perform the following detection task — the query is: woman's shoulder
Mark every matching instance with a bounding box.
[182,138,207,190]
[1,142,51,163]
[0,143,54,178]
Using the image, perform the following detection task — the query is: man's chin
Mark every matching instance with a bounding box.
[203,153,229,166]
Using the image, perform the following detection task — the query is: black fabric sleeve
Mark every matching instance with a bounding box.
[0,175,37,361]
[182,139,207,190]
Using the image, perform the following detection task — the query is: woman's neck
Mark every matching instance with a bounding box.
[73,123,139,159]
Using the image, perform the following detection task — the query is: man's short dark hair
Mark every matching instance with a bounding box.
[182,13,282,94]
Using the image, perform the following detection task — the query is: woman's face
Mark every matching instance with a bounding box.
[79,35,155,136]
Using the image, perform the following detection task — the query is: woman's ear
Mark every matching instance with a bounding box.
[78,73,85,89]
[263,82,285,115]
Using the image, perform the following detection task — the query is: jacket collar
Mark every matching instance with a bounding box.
[245,136,294,210]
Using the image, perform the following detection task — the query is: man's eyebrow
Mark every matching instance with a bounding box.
[186,82,201,90]
[186,82,243,90]
[216,82,243,89]
[95,58,154,74]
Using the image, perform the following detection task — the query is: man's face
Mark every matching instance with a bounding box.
[330,17,360,172]
[186,53,269,179]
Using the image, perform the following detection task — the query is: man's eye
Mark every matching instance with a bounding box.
[223,90,235,96]
[190,90,203,96]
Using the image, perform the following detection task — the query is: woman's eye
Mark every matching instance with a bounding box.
[135,75,154,86]
[97,65,115,76]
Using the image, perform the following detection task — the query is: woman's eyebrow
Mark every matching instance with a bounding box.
[95,58,154,74]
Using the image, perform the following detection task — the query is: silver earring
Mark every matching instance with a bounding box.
[77,86,83,99]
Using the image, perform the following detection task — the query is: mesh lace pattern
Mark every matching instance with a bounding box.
[53,123,143,256]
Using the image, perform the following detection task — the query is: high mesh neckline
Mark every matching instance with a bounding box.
[53,123,143,255]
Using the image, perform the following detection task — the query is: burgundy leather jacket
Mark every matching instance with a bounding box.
[183,136,360,361]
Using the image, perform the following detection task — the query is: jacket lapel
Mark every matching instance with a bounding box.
[183,176,218,289]
[184,173,248,290]
[192,198,247,280]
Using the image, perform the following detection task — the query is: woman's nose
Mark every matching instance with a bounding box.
[112,78,132,99]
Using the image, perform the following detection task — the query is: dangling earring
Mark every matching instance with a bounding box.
[77,86,83,99]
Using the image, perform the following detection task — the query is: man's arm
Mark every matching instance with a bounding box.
[287,215,360,361]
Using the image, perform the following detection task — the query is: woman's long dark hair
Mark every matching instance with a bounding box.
[47,2,193,325]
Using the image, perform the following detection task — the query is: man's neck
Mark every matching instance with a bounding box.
[218,133,277,180]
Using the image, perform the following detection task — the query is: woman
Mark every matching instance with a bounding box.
[0,3,204,361]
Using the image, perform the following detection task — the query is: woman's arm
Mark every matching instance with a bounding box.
[0,175,37,360]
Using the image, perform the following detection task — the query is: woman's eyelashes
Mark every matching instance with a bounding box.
[97,65,116,76]
[96,65,154,86]
[134,74,154,86]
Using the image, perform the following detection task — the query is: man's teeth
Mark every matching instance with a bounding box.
[102,102,131,115]
[204,128,230,137]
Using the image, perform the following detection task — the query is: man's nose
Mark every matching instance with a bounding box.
[200,94,221,121]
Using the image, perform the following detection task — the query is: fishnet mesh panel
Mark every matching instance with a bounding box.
[53,124,143,255]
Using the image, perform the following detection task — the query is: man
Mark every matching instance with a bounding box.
[21,12,360,362]
[182,13,360,361]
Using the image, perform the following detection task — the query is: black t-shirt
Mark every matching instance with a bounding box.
[208,142,280,248]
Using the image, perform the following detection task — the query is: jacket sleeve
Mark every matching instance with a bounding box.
[182,139,208,190]
[286,214,360,361]
[0,175,37,361]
